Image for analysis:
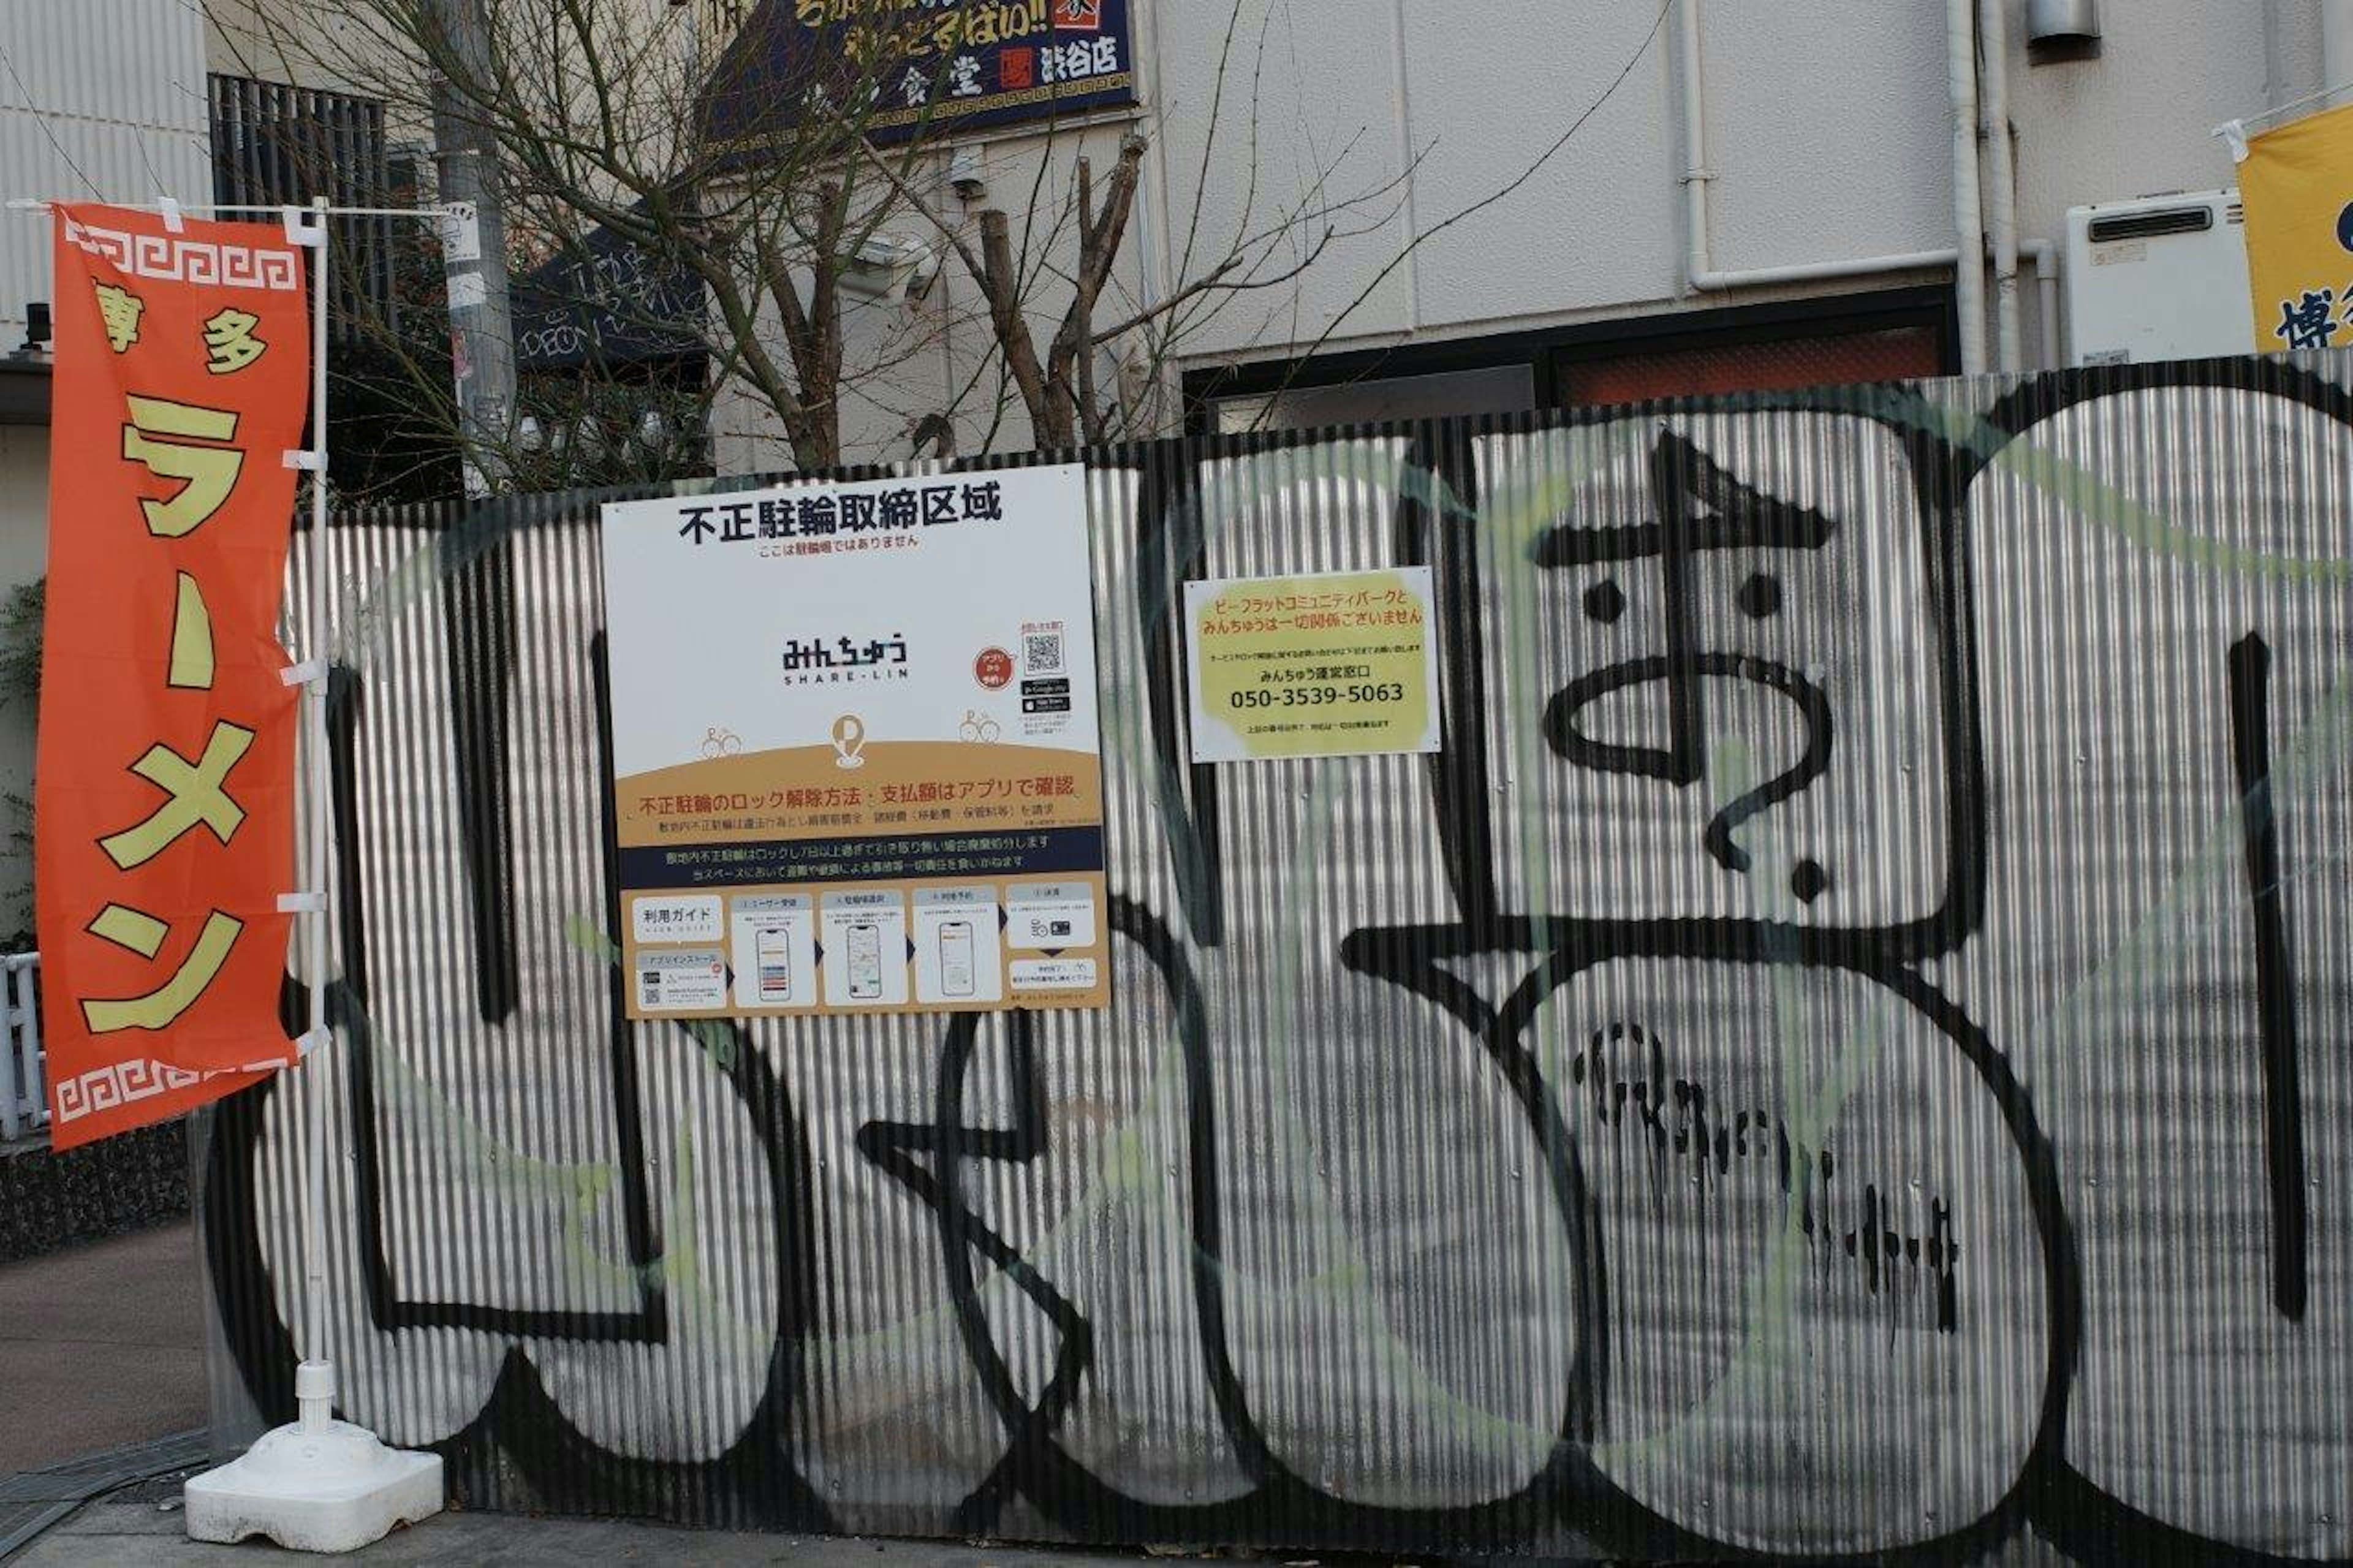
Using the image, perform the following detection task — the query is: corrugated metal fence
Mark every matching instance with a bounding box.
[198,354,2353,1562]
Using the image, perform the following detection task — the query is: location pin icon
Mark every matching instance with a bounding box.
[832,714,867,769]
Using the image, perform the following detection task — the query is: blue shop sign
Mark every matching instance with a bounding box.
[705,0,1139,153]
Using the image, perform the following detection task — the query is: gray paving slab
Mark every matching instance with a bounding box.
[0,1430,207,1557]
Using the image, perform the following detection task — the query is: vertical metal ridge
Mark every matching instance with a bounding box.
[202,356,2353,1561]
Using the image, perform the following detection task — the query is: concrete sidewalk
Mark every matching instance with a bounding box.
[20,1487,1387,1566]
[0,1222,207,1475]
[0,1225,1434,1565]
[19,1506,1174,1564]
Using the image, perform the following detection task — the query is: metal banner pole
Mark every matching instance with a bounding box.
[297,189,336,1437]
[6,188,468,1551]
[180,195,447,1555]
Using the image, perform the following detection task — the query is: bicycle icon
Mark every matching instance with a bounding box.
[700,727,744,759]
[958,711,1002,744]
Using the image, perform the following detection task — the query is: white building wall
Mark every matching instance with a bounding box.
[0,3,211,928]
[2007,1,2314,248]
[1146,0,2305,363]
[1137,0,1739,352]
[0,2,213,344]
[718,0,2326,471]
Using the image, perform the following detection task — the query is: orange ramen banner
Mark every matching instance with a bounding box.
[36,205,311,1148]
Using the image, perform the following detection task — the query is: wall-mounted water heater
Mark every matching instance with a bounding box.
[2062,189,2254,367]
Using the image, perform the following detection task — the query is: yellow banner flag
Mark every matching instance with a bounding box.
[2240,99,2353,353]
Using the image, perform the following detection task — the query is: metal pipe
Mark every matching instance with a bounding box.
[1387,0,1424,330]
[1979,0,2022,370]
[1673,0,1996,362]
[1947,0,1987,373]
[1674,0,1713,293]
[2024,237,2061,369]
[1695,251,1962,289]
[2266,0,2290,113]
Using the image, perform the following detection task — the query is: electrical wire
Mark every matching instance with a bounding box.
[0,34,100,197]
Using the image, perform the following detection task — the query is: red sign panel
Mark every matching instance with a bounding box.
[37,205,311,1148]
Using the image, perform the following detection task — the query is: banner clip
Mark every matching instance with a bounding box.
[282,448,325,472]
[295,1028,333,1059]
[280,206,325,249]
[157,197,184,234]
[276,891,328,914]
[2216,119,2251,163]
[279,657,327,689]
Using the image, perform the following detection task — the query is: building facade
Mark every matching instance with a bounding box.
[0,2,215,930]
[713,0,2346,469]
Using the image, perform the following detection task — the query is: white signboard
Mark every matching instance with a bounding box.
[600,463,1108,1018]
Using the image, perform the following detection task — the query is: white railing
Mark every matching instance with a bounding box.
[1,952,44,1139]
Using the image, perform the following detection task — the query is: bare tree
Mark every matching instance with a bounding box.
[205,0,1638,490]
[213,0,930,485]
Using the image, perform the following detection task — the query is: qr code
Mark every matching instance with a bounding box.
[1023,630,1064,675]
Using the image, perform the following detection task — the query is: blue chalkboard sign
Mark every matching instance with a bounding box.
[511,218,703,371]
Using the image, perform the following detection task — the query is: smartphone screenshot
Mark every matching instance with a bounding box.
[939,920,975,998]
[847,920,884,1000]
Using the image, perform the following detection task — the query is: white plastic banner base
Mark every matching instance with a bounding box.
[183,1363,442,1553]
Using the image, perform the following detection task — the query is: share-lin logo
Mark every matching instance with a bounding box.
[1051,0,1104,31]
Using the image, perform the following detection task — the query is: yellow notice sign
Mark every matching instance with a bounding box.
[2240,100,2353,352]
[1183,566,1442,763]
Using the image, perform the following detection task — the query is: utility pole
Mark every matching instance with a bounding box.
[425,0,517,497]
